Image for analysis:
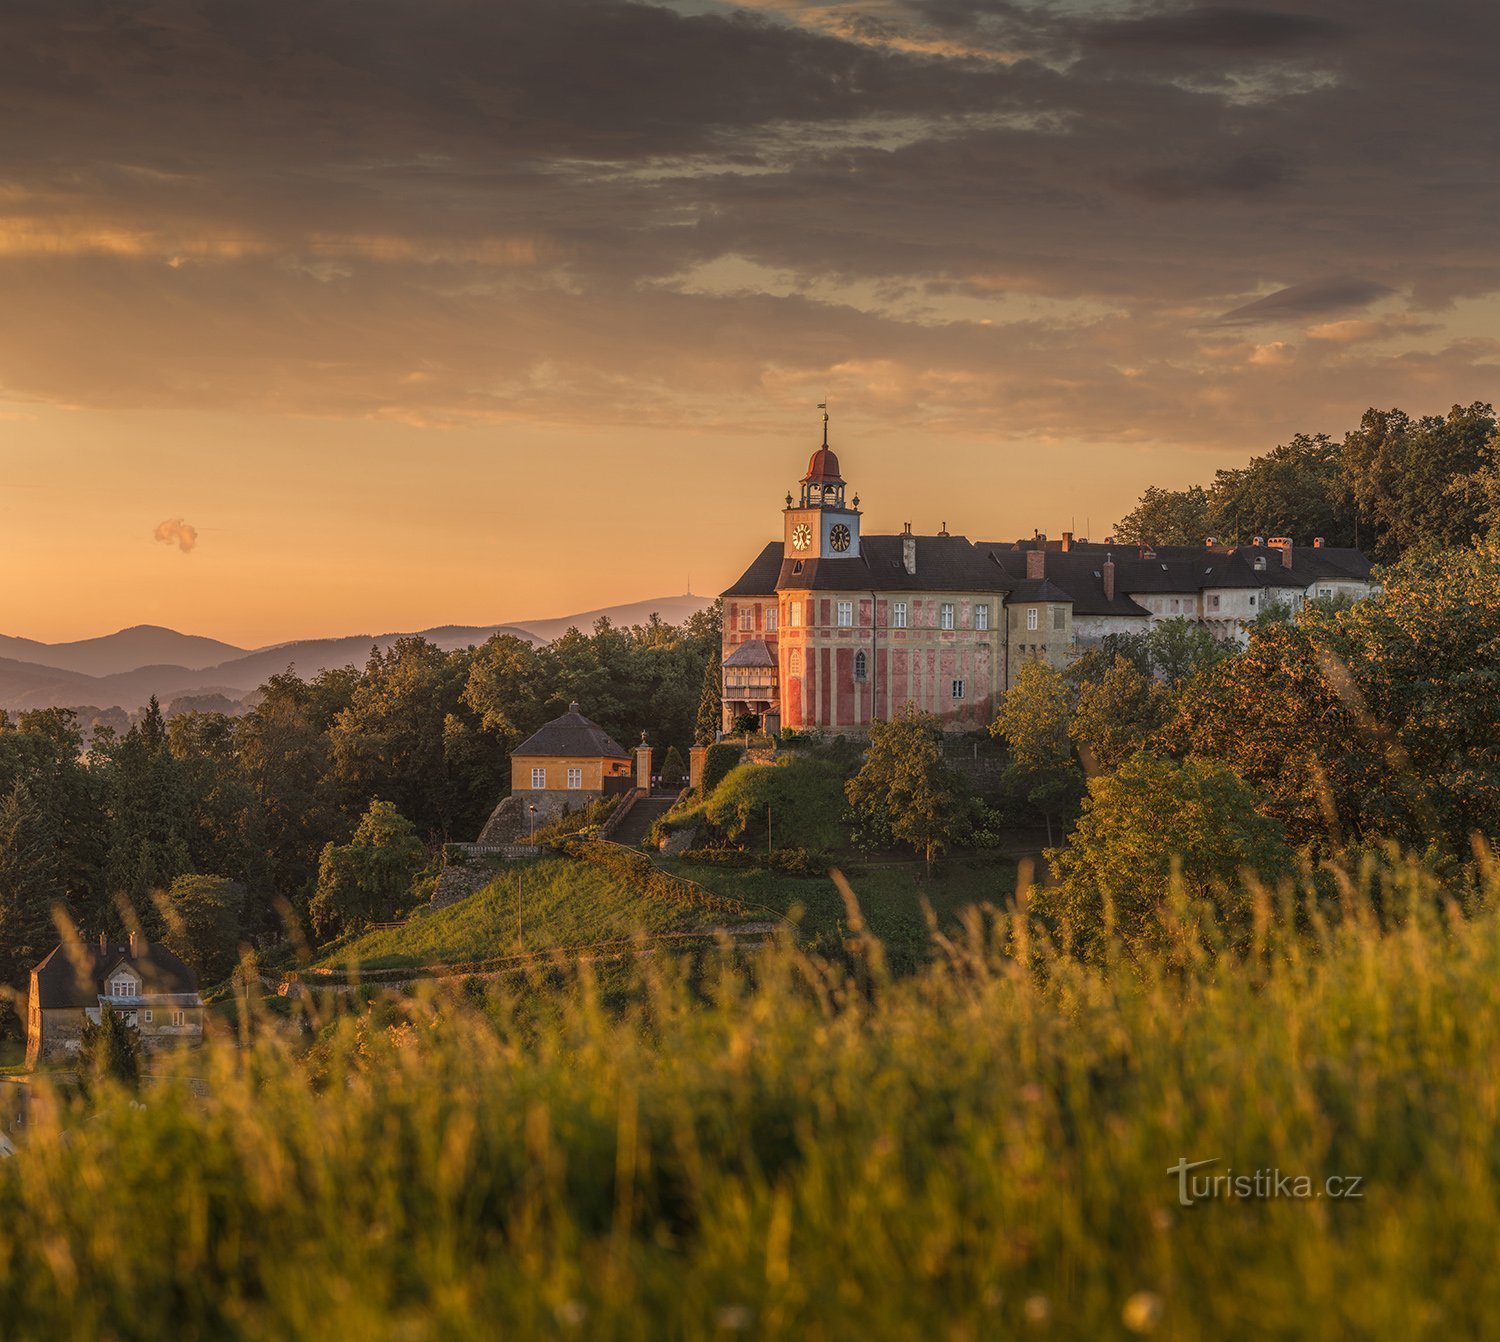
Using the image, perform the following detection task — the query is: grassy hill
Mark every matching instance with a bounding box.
[317,856,727,971]
[660,855,1018,969]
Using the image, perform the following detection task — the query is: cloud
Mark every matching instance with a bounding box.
[1083,7,1351,56]
[154,518,199,553]
[1215,279,1397,327]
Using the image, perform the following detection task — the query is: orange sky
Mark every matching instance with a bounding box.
[1,0,1496,646]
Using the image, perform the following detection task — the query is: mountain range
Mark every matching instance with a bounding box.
[0,593,712,714]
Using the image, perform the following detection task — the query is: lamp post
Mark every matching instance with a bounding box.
[528,803,537,843]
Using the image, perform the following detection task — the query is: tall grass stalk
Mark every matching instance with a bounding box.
[2,853,1497,1339]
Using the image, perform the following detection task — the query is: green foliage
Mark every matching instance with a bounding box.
[1114,483,1211,545]
[700,742,744,795]
[989,661,1082,836]
[694,615,723,746]
[308,800,427,941]
[1041,754,1294,955]
[702,756,848,852]
[1069,656,1171,772]
[1208,431,1356,546]
[0,780,65,1013]
[1343,401,1497,559]
[1174,544,1500,853]
[1143,617,1231,687]
[77,1004,141,1089]
[728,712,761,735]
[7,860,1500,1337]
[846,708,969,867]
[160,874,246,985]
[320,857,719,971]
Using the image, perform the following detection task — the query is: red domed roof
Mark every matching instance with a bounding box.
[802,447,843,484]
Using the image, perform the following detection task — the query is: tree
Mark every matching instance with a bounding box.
[78,1005,142,1088]
[990,660,1082,842]
[168,711,265,892]
[329,639,503,842]
[1342,402,1497,559]
[0,782,65,1015]
[1207,432,1356,546]
[695,634,723,744]
[1070,656,1172,772]
[100,697,194,925]
[846,708,967,870]
[1144,618,1231,688]
[308,799,426,942]
[462,634,551,742]
[160,874,246,985]
[1039,755,1293,956]
[659,746,686,786]
[1115,485,1211,546]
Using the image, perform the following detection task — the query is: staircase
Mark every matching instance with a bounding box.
[610,790,678,848]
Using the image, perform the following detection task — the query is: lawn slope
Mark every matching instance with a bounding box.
[319,856,723,971]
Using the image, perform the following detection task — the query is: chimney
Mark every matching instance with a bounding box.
[1061,531,1073,551]
[98,932,107,953]
[1205,536,1217,548]
[1102,555,1116,601]
[1282,541,1293,569]
[938,521,949,537]
[902,523,916,575]
[1313,536,1325,548]
[128,931,141,958]
[1026,547,1046,581]
[1253,535,1266,547]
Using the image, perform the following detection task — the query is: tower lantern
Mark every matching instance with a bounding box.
[782,407,860,560]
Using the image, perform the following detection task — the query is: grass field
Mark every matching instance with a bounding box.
[3,855,1497,1339]
[317,856,725,971]
[663,855,1018,969]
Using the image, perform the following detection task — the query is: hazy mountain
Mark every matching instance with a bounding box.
[0,625,248,677]
[0,594,714,714]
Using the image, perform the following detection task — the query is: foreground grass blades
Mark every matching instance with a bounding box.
[2,855,1498,1340]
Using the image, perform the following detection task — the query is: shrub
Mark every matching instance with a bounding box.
[1039,753,1295,955]
[308,799,426,942]
[704,756,847,853]
[700,743,744,795]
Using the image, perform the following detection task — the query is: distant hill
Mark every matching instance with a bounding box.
[0,594,713,715]
[0,625,248,677]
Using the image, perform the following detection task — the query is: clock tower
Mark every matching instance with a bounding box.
[783,411,861,561]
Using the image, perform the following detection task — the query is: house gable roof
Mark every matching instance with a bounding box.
[723,639,777,668]
[31,942,202,1010]
[511,704,630,760]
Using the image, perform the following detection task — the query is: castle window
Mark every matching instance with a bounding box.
[951,680,965,700]
[739,609,752,632]
[854,651,867,681]
[940,603,955,630]
[1026,608,1039,632]
[531,767,546,789]
[837,601,853,627]
[172,1011,186,1027]
[1052,608,1065,631]
[892,602,908,629]
[1208,594,1221,611]
[789,603,802,627]
[789,649,801,674]
[567,768,583,790]
[975,604,989,631]
[765,607,777,631]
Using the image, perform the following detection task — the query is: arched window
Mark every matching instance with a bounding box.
[789,649,801,675]
[854,650,867,681]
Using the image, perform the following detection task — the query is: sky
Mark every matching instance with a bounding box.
[0,0,1496,646]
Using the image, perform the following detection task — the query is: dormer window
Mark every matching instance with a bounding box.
[109,976,137,1000]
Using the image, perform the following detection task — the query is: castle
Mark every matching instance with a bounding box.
[719,420,1375,735]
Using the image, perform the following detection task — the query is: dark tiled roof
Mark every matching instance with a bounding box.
[32,942,201,1010]
[723,639,777,668]
[512,704,629,759]
[1006,578,1075,603]
[982,549,1150,616]
[775,534,1013,593]
[722,542,783,597]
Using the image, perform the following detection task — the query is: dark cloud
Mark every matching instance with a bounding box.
[0,0,1494,454]
[1084,7,1351,55]
[1216,278,1397,326]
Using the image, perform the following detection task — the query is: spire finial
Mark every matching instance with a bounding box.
[818,401,828,447]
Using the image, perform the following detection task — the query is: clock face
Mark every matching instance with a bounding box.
[830,523,852,553]
[791,523,813,551]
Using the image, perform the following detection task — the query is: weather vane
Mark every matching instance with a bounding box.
[818,400,829,446]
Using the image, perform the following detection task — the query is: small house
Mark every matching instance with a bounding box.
[27,934,205,1068]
